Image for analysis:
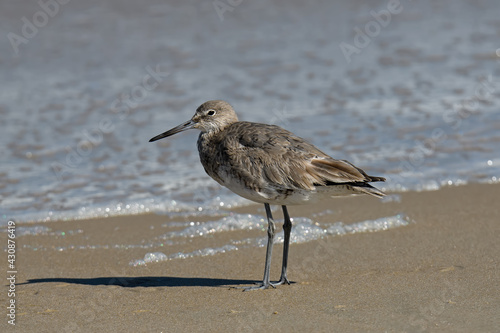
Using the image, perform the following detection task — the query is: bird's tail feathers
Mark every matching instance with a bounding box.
[352,183,386,198]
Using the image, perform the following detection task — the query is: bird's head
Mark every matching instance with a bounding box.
[149,100,239,142]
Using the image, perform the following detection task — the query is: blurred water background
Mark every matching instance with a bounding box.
[1,0,499,224]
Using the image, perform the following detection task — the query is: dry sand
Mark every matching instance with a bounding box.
[3,183,499,332]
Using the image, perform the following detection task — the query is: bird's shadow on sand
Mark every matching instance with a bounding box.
[18,276,261,288]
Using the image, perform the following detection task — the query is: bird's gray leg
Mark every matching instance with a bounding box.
[275,205,292,285]
[243,203,276,291]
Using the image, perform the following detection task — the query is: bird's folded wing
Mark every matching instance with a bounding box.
[226,123,375,191]
[305,158,372,184]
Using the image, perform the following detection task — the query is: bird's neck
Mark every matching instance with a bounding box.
[198,127,220,143]
[203,120,236,137]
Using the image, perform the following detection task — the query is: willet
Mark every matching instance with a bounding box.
[149,100,385,291]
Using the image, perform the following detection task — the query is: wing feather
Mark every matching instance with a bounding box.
[219,122,384,193]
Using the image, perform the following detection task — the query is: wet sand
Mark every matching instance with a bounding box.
[6,183,500,332]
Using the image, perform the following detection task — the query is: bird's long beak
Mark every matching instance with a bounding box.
[149,119,195,142]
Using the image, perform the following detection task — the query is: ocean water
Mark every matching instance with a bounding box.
[1,0,500,229]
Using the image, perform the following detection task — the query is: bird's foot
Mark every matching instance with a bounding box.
[273,276,291,286]
[239,281,276,292]
[234,276,291,291]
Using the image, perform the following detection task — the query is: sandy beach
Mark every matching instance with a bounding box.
[4,183,498,332]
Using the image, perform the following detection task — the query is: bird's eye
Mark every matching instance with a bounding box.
[207,110,216,116]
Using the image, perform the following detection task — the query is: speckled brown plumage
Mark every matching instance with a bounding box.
[150,100,386,290]
[197,121,385,202]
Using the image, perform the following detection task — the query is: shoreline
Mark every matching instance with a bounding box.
[7,180,499,226]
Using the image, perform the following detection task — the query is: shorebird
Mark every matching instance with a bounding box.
[149,100,385,291]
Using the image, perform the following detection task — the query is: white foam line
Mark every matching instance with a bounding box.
[130,214,411,266]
